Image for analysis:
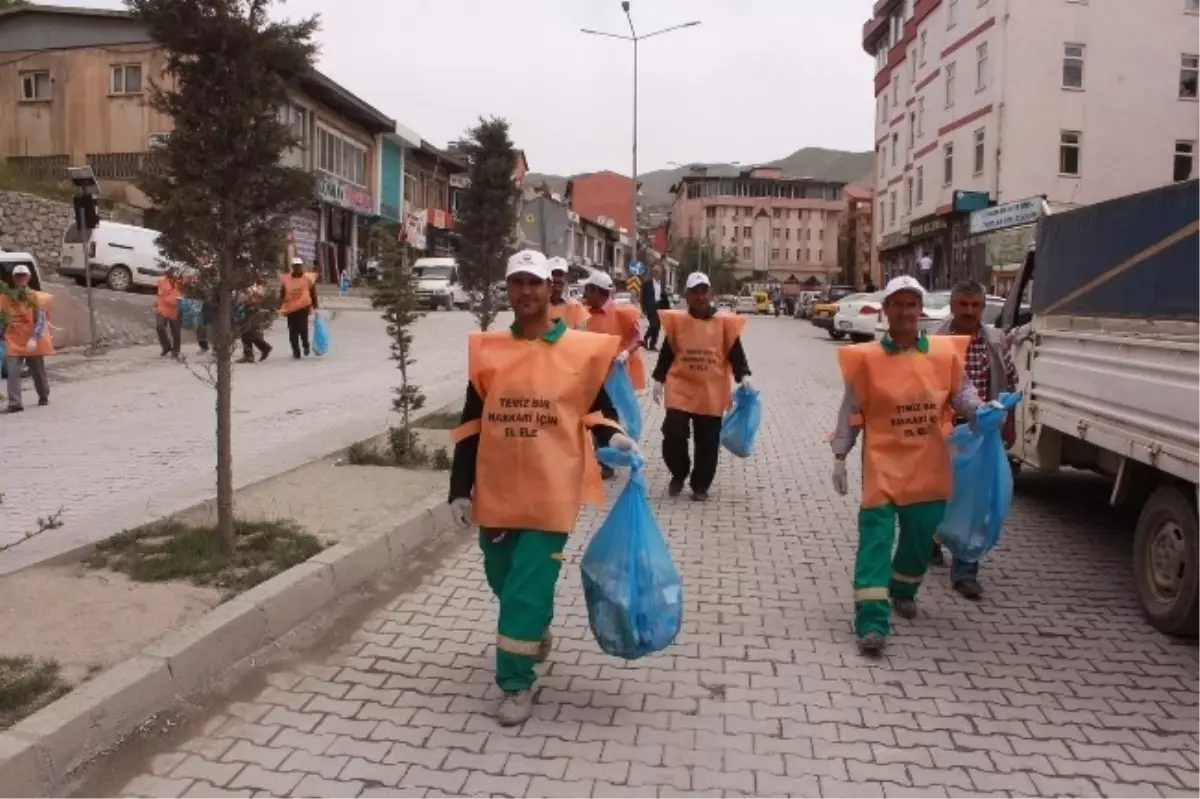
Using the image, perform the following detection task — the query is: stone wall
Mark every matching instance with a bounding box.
[0,190,145,274]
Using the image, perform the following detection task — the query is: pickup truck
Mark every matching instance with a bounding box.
[1000,180,1199,635]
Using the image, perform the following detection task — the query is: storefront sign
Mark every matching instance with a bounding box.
[908,214,948,240]
[404,210,427,250]
[426,208,453,230]
[969,196,1044,235]
[449,174,471,189]
[288,210,318,262]
[316,174,374,214]
[952,190,990,213]
[878,231,910,252]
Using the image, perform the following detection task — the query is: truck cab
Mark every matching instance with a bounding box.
[412,257,471,310]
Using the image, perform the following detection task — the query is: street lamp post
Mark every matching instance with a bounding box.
[582,2,700,275]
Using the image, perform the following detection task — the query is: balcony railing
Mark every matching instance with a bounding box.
[5,154,69,180]
[86,152,152,180]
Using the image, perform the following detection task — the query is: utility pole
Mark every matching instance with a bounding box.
[67,166,101,354]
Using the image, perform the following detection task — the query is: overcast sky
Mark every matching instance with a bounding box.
[70,0,877,176]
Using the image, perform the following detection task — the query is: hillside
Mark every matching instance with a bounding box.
[525,147,875,211]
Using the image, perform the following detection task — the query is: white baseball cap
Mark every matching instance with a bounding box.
[547,256,568,274]
[506,249,552,280]
[12,264,31,276]
[291,256,304,266]
[685,271,710,290]
[882,275,926,301]
[583,270,614,291]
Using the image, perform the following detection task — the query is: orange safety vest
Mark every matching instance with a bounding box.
[585,303,646,390]
[449,328,623,534]
[280,272,314,314]
[549,298,588,330]
[836,335,969,509]
[1,290,54,356]
[658,309,746,417]
[155,277,182,320]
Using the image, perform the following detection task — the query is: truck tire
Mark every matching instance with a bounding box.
[1133,484,1198,637]
[106,265,133,292]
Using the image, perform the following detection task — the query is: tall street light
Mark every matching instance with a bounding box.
[582,2,700,274]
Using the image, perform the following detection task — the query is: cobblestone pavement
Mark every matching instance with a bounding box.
[0,308,484,572]
[102,318,1198,798]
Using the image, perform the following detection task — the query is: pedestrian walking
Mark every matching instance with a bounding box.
[829,275,1003,656]
[338,268,351,296]
[547,257,587,329]
[582,270,645,478]
[651,271,753,502]
[446,248,638,726]
[929,279,1018,600]
[641,264,671,350]
[237,280,273,363]
[154,269,183,358]
[0,264,52,412]
[280,256,318,359]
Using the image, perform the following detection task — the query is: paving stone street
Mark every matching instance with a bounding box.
[95,317,1198,798]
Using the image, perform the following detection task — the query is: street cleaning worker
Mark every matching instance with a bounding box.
[447,248,639,726]
[0,264,52,412]
[582,270,645,389]
[237,279,273,363]
[651,271,752,502]
[547,256,587,329]
[829,275,999,656]
[155,268,184,358]
[279,256,318,359]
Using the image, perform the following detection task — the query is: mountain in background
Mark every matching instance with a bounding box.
[525,147,875,212]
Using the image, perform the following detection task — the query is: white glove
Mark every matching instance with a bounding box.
[615,350,629,365]
[24,338,38,354]
[449,498,472,528]
[832,459,848,496]
[652,382,664,405]
[740,376,753,391]
[609,433,642,459]
[985,399,1005,410]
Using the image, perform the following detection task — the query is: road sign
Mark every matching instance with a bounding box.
[628,260,645,277]
[627,276,642,296]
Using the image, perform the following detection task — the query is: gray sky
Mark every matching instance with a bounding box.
[70,0,877,176]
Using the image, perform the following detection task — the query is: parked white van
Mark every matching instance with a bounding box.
[60,221,168,292]
[412,257,471,310]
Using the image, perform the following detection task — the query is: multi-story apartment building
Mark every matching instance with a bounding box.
[565,171,636,242]
[668,165,847,285]
[839,184,878,289]
[862,0,1199,287]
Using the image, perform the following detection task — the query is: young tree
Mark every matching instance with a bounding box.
[369,223,426,435]
[454,117,520,331]
[129,0,317,550]
[675,238,740,295]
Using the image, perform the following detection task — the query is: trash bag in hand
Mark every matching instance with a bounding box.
[312,313,330,356]
[720,383,761,458]
[178,298,202,330]
[581,447,682,660]
[604,360,642,442]
[939,392,1023,563]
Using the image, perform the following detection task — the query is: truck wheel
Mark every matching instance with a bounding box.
[106,265,133,292]
[1133,484,1198,637]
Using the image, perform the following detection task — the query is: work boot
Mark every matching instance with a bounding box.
[668,478,685,497]
[6,405,23,414]
[238,355,255,364]
[892,597,918,620]
[953,578,984,600]
[691,490,709,502]
[496,689,534,727]
[259,344,272,361]
[931,542,945,567]
[858,632,886,657]
[37,397,48,407]
[534,632,553,664]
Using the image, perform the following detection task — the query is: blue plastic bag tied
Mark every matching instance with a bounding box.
[582,447,683,660]
[720,383,762,458]
[604,361,642,442]
[177,298,202,330]
[312,314,330,356]
[938,391,1023,564]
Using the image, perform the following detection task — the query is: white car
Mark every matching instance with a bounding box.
[60,220,168,292]
[873,291,1005,339]
[832,292,885,342]
[735,296,757,314]
[613,292,633,305]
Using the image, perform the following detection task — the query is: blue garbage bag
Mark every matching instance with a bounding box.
[581,447,683,660]
[312,313,330,356]
[720,384,761,458]
[939,392,1023,563]
[178,298,202,330]
[603,361,642,442]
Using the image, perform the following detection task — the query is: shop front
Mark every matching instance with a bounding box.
[878,230,910,283]
[425,208,458,256]
[967,195,1045,297]
[907,213,952,290]
[315,174,374,283]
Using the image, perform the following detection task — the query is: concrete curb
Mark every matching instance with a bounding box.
[0,501,456,798]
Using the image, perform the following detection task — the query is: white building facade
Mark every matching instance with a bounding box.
[862,0,1199,288]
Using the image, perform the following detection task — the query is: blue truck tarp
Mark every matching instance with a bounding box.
[1032,179,1199,320]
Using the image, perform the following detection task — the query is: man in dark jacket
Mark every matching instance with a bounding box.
[640,264,671,351]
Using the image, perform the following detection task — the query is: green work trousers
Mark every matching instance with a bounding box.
[479,529,567,692]
[853,500,946,637]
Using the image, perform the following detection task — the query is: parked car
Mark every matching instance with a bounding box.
[809,285,857,338]
[59,220,167,292]
[413,258,471,310]
[833,291,885,342]
[735,295,757,314]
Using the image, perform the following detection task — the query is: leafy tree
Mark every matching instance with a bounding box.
[369,223,426,434]
[128,0,317,550]
[454,117,520,331]
[675,238,739,295]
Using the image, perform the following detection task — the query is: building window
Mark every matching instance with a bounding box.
[911,49,918,84]
[919,30,928,65]
[905,177,913,213]
[771,248,780,260]
[917,97,925,137]
[19,70,50,101]
[908,112,916,150]
[110,64,143,95]
[742,246,751,259]
[1175,141,1196,181]
[889,191,897,222]
[973,128,986,174]
[773,208,781,219]
[948,0,958,27]
[1181,54,1199,99]
[706,206,717,218]
[943,142,954,185]
[892,75,900,107]
[818,249,824,262]
[976,42,989,91]
[316,125,368,186]
[916,166,924,205]
[742,225,751,237]
[945,62,956,108]
[1062,45,1085,89]
[806,229,812,241]
[772,228,780,239]
[891,133,899,165]
[1060,130,1082,175]
[785,228,791,240]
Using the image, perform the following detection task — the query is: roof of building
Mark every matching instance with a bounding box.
[844,184,873,201]
[1,3,395,134]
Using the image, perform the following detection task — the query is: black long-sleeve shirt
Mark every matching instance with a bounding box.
[651,307,751,386]
[447,382,620,502]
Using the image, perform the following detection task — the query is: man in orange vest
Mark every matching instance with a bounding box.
[1,264,52,412]
[651,271,752,502]
[447,248,639,726]
[279,256,318,359]
[830,275,1000,656]
[582,269,645,479]
[547,257,587,329]
[155,269,184,359]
